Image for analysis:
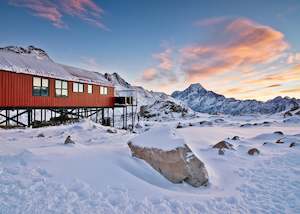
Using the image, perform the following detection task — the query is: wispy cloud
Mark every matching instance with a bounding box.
[280,87,300,93]
[141,68,158,81]
[267,84,281,88]
[195,16,229,26]
[153,48,173,71]
[139,47,177,83]
[181,18,289,82]
[79,57,103,71]
[9,0,107,30]
[287,52,300,64]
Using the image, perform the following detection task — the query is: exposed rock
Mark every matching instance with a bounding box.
[275,139,284,144]
[189,123,193,126]
[274,131,284,135]
[263,142,269,146]
[240,123,252,127]
[284,111,293,118]
[218,149,225,155]
[127,128,209,187]
[107,129,117,134]
[64,136,75,144]
[232,136,240,140]
[213,141,234,150]
[199,121,213,126]
[248,148,260,155]
[176,122,183,129]
[128,142,208,187]
[135,123,143,129]
[214,119,224,123]
[289,142,296,148]
[296,110,300,116]
[37,133,45,138]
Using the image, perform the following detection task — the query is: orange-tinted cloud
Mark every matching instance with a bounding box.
[153,48,173,71]
[280,87,300,93]
[181,18,289,82]
[244,64,300,85]
[267,84,281,88]
[9,0,107,29]
[141,68,158,81]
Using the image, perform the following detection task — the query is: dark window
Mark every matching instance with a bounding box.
[55,80,68,97]
[73,82,84,93]
[33,77,49,96]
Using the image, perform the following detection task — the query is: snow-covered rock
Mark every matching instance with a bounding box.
[127,127,209,187]
[172,83,300,115]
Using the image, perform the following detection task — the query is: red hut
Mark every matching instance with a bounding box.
[0,46,114,108]
[0,46,136,128]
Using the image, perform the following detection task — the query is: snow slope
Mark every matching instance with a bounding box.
[172,83,300,115]
[0,116,300,213]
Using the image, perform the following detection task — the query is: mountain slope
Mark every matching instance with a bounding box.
[172,83,300,115]
[104,73,194,119]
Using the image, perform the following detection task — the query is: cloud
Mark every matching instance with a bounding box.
[9,0,107,29]
[244,64,300,85]
[181,18,289,82]
[139,47,176,83]
[267,84,281,88]
[153,48,173,71]
[79,57,102,71]
[280,87,300,93]
[195,16,229,26]
[287,52,300,64]
[141,68,158,81]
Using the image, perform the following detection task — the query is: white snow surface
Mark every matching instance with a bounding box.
[130,127,185,150]
[0,115,300,213]
[0,46,112,86]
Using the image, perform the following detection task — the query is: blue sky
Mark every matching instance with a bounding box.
[0,0,299,100]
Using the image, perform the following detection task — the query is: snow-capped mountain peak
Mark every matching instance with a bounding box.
[104,72,131,89]
[172,83,300,115]
[0,45,50,60]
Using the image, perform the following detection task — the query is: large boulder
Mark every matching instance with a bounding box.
[127,127,209,187]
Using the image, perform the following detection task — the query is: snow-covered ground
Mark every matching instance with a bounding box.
[0,114,300,213]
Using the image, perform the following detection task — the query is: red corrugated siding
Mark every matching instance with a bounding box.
[0,70,115,108]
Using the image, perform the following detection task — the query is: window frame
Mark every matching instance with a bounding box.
[87,84,93,94]
[32,76,49,97]
[100,86,108,95]
[55,80,68,97]
[73,82,84,93]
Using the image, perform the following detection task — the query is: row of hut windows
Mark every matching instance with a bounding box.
[33,77,108,97]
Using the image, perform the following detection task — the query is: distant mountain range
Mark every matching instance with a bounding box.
[171,83,300,115]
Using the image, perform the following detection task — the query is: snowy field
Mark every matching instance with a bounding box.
[0,114,300,214]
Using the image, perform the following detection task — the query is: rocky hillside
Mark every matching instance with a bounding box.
[172,83,300,115]
[104,73,194,119]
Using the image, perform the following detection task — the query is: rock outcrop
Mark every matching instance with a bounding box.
[248,148,260,155]
[64,136,75,144]
[127,127,209,187]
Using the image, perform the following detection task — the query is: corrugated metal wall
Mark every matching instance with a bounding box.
[0,70,115,108]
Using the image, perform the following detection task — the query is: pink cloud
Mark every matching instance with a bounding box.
[9,0,107,30]
[181,18,289,82]
[287,52,300,64]
[141,68,158,81]
[153,48,173,71]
